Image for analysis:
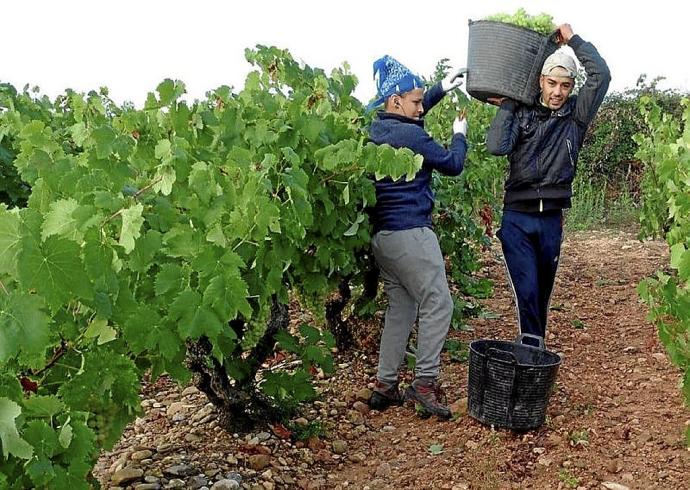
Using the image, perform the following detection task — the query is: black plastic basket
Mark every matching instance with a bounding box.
[468,334,561,431]
[466,20,559,105]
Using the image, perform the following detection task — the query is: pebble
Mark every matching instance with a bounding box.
[350,453,366,463]
[375,462,391,478]
[111,467,144,486]
[181,386,200,396]
[601,483,630,490]
[188,475,209,489]
[347,410,365,426]
[332,440,348,454]
[191,404,215,423]
[131,450,154,461]
[225,472,243,483]
[352,401,370,415]
[353,425,368,437]
[185,433,203,443]
[157,443,175,454]
[165,479,185,489]
[537,456,552,467]
[163,464,196,477]
[134,484,161,490]
[606,459,621,473]
[256,431,272,441]
[356,388,372,401]
[248,454,271,471]
[167,402,188,418]
[450,398,468,417]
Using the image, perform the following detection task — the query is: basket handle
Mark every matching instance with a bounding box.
[487,347,518,365]
[548,29,561,44]
[516,333,545,349]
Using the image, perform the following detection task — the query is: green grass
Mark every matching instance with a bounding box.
[567,177,639,231]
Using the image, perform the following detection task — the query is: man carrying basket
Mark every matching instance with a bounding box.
[486,24,611,344]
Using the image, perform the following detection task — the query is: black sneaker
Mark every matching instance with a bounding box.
[404,378,452,420]
[368,380,403,410]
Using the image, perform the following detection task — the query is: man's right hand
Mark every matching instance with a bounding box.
[487,97,507,106]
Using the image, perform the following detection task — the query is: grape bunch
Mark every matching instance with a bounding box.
[86,402,119,447]
[485,8,556,35]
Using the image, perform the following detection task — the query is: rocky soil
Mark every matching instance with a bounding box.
[94,230,690,490]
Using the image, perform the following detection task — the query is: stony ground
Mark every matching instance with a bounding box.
[94,230,690,490]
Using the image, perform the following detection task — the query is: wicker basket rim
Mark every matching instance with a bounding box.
[468,18,556,40]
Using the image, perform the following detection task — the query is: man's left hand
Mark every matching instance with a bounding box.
[555,23,575,45]
[441,68,468,92]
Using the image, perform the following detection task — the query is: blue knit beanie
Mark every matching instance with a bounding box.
[366,55,424,111]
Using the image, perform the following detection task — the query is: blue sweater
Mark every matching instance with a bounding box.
[369,83,468,232]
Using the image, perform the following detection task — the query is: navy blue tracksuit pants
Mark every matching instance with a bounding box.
[497,210,563,340]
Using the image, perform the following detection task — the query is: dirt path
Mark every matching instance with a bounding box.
[96,231,689,490]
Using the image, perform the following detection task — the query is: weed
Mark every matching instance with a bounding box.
[568,429,590,447]
[571,318,587,330]
[559,469,580,488]
[290,420,326,441]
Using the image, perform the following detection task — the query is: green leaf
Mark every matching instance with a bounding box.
[23,419,59,458]
[163,224,202,258]
[428,443,444,455]
[152,164,176,196]
[22,396,65,419]
[121,306,158,354]
[41,198,79,241]
[119,203,144,254]
[154,139,173,163]
[157,79,186,106]
[84,318,117,345]
[70,122,89,147]
[58,420,73,449]
[155,264,187,296]
[669,243,685,269]
[202,271,252,322]
[343,221,359,237]
[127,230,162,273]
[0,206,21,277]
[18,236,93,311]
[206,223,227,247]
[91,126,117,159]
[0,292,52,368]
[0,397,33,459]
[26,456,55,486]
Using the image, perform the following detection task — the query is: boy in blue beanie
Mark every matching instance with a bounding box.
[366,55,469,419]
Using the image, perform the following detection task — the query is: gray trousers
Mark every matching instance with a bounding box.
[371,227,453,383]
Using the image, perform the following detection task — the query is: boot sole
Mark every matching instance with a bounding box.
[368,392,403,411]
[404,389,452,420]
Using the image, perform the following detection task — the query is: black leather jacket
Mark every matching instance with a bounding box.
[486,35,611,209]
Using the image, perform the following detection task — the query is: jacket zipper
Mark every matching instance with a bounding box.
[566,138,575,167]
